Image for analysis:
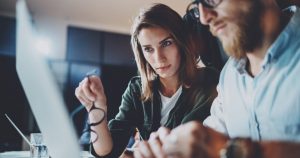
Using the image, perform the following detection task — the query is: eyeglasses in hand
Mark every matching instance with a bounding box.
[82,103,106,144]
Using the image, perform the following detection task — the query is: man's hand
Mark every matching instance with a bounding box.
[162,121,229,158]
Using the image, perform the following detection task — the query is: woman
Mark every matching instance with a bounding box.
[75,3,219,157]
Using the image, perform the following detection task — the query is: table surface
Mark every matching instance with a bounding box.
[0,151,94,158]
[0,151,29,158]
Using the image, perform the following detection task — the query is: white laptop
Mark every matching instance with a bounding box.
[15,0,91,157]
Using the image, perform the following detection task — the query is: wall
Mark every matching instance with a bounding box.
[0,9,131,60]
[32,14,131,60]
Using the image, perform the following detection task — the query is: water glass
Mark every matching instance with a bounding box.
[30,133,49,158]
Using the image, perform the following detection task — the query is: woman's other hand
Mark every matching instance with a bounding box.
[75,75,107,112]
[134,127,170,158]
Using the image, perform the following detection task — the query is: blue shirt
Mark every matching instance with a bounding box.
[204,7,300,142]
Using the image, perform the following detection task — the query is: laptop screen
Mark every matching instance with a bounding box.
[16,0,82,157]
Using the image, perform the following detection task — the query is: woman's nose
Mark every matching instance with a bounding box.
[154,49,166,62]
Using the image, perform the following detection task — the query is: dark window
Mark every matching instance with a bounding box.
[0,16,16,56]
[67,27,102,63]
[103,32,135,66]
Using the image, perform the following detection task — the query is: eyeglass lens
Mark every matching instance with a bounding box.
[81,103,106,145]
[88,108,105,126]
[196,0,222,8]
[89,129,98,144]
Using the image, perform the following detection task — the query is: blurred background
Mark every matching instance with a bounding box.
[0,0,192,152]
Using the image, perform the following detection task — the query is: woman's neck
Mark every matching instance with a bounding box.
[159,77,180,98]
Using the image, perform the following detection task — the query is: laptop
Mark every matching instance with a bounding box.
[16,0,90,157]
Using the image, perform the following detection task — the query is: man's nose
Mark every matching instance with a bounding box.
[198,3,215,25]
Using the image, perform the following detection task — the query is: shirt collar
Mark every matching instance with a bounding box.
[232,58,248,75]
[262,6,300,68]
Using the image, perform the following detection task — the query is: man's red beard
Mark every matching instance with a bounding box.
[221,1,263,60]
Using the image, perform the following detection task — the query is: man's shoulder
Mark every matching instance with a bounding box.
[220,58,238,75]
[218,58,242,85]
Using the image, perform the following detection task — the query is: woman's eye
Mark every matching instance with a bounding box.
[162,40,172,47]
[143,47,153,53]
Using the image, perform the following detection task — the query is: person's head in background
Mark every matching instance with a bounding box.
[131,3,198,101]
[184,1,226,71]
[196,0,291,60]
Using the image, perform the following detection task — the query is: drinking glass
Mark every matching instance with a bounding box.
[30,133,49,158]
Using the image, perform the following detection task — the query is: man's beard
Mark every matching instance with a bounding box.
[222,1,264,59]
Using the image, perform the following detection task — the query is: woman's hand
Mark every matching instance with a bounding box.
[75,75,107,112]
[134,127,170,158]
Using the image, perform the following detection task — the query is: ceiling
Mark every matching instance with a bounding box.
[0,0,192,34]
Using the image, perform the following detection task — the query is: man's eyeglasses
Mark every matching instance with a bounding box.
[186,1,200,21]
[186,0,222,23]
[194,0,222,9]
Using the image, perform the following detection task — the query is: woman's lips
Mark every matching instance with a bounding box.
[156,64,171,71]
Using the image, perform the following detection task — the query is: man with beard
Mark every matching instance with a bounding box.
[134,0,300,158]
